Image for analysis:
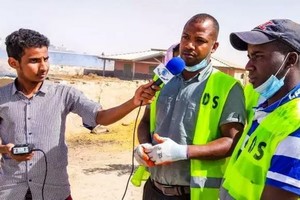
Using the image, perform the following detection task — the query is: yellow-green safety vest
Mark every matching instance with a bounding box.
[190,70,238,200]
[132,70,238,200]
[243,84,260,122]
[222,97,300,200]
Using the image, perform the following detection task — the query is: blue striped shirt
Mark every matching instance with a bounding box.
[0,80,101,200]
[248,84,300,195]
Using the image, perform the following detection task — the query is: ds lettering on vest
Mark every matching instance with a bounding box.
[201,93,219,109]
[247,136,267,160]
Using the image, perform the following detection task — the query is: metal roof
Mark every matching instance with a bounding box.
[99,50,165,62]
[100,49,243,69]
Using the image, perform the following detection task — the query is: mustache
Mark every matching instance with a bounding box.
[181,50,196,56]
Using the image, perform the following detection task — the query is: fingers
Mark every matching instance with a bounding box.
[137,145,150,160]
[134,81,161,106]
[141,144,155,166]
[145,159,155,167]
[5,143,14,154]
[147,145,165,165]
[134,144,155,167]
[11,152,34,162]
[140,85,158,100]
[142,80,155,89]
[153,133,166,144]
[147,136,185,165]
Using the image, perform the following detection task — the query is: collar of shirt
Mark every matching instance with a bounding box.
[12,79,50,96]
[255,83,300,113]
[251,83,300,135]
[197,62,213,83]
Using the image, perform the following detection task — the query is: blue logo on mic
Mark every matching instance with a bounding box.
[157,68,169,81]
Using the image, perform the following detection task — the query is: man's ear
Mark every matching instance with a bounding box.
[287,52,299,69]
[211,41,219,53]
[8,57,19,69]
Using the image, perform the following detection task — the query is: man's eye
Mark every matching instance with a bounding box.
[181,35,189,40]
[30,59,38,63]
[249,54,263,60]
[196,39,205,44]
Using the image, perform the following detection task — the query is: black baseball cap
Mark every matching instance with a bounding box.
[230,19,300,52]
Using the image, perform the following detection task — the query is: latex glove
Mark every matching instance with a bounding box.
[134,143,155,167]
[148,133,187,165]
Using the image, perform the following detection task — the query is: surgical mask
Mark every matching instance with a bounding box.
[254,53,291,99]
[185,57,209,72]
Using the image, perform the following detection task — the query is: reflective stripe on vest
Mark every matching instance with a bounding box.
[191,176,223,188]
[190,70,238,200]
[222,98,300,200]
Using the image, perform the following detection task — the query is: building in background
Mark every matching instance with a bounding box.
[99,49,165,80]
[49,51,114,77]
[0,47,247,85]
[101,49,247,85]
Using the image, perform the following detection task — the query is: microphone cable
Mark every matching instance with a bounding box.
[121,100,143,200]
[32,149,48,200]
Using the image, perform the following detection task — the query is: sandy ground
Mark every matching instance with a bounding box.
[0,74,147,200]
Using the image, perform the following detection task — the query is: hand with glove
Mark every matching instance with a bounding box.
[134,143,155,167]
[148,133,188,165]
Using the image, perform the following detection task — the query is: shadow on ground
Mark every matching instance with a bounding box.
[82,164,134,176]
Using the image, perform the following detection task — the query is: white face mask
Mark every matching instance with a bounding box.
[184,57,209,72]
[254,53,291,99]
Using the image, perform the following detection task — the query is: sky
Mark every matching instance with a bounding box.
[0,0,299,66]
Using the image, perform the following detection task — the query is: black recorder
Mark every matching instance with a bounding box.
[11,144,35,155]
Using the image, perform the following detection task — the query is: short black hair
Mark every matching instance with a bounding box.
[185,13,220,39]
[5,28,50,61]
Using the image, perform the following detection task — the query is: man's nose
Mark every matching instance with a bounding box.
[185,41,195,49]
[40,60,49,71]
[245,60,254,71]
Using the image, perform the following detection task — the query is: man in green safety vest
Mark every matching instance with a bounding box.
[134,13,246,200]
[220,19,300,200]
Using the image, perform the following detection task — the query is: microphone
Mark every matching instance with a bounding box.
[152,57,185,86]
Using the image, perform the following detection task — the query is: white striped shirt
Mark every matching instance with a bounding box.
[0,80,101,200]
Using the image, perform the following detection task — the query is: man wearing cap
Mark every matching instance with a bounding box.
[220,19,300,200]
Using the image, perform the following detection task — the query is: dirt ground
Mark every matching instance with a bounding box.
[0,74,147,200]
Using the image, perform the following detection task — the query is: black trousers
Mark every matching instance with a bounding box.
[143,179,190,200]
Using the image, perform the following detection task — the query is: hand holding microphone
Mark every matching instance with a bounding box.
[133,81,159,106]
[133,57,185,106]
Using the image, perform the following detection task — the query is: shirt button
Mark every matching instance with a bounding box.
[29,179,32,182]
[29,163,32,166]
[28,117,31,120]
[29,132,32,135]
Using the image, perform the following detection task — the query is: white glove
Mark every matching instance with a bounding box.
[134,143,155,167]
[148,133,187,165]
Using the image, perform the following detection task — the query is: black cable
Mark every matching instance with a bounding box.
[32,149,47,200]
[121,100,143,200]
